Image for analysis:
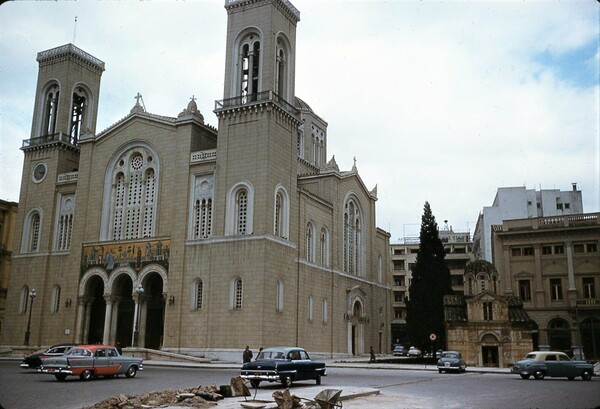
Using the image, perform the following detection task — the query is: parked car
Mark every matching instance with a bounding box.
[39,344,143,381]
[240,346,326,388]
[408,346,422,357]
[511,351,594,381]
[393,345,407,356]
[437,351,467,373]
[20,343,76,369]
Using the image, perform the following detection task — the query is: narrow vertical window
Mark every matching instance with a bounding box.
[19,286,30,314]
[56,195,74,251]
[276,280,284,312]
[236,189,248,235]
[51,285,61,313]
[322,299,329,324]
[583,277,595,299]
[195,280,203,309]
[344,199,361,274]
[43,85,59,136]
[306,223,314,262]
[234,278,243,309]
[69,90,87,143]
[29,213,41,252]
[308,295,314,321]
[240,39,260,103]
[274,192,282,237]
[518,280,531,302]
[483,302,493,321]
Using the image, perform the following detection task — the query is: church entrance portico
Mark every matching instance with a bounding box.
[77,264,167,349]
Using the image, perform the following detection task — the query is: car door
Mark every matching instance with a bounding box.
[544,354,561,377]
[297,350,316,380]
[106,348,122,375]
[558,353,577,378]
[93,348,111,375]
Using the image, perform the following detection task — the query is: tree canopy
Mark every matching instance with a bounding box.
[406,201,453,352]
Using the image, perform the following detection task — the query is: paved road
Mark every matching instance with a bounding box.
[1,360,599,409]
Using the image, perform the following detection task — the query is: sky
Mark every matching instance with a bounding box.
[0,0,598,242]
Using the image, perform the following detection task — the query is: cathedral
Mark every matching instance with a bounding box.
[2,0,391,360]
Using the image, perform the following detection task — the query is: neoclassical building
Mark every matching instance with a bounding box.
[1,0,391,359]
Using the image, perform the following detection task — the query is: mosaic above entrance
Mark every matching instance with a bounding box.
[81,238,170,275]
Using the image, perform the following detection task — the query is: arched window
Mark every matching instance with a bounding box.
[56,194,74,251]
[320,227,329,267]
[22,210,42,253]
[19,286,29,314]
[343,198,362,275]
[232,278,243,309]
[191,174,214,239]
[308,295,314,321]
[41,83,59,136]
[69,87,88,142]
[273,186,289,239]
[236,189,248,235]
[274,34,291,101]
[306,222,315,262]
[276,280,284,312]
[193,280,203,309]
[239,38,261,103]
[108,148,158,241]
[226,183,254,236]
[50,285,61,313]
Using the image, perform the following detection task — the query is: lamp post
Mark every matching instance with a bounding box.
[24,288,37,346]
[132,284,144,347]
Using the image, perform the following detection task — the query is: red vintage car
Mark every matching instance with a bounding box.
[39,344,143,381]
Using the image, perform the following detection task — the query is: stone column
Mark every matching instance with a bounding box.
[102,295,114,345]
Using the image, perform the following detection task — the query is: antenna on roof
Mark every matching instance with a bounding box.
[72,16,78,44]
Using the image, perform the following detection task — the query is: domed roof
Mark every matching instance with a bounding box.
[294,96,313,113]
[465,259,498,275]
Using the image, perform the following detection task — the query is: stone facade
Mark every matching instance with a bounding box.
[492,213,600,360]
[1,0,391,360]
[0,199,18,334]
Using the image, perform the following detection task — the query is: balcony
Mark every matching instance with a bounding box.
[22,132,78,151]
[214,91,300,118]
[576,298,600,307]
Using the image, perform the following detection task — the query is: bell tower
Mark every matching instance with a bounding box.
[19,44,104,253]
[214,0,301,238]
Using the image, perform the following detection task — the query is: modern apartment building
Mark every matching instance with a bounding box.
[390,226,474,346]
[473,185,583,262]
[492,212,600,359]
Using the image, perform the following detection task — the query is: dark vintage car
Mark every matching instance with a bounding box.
[437,351,467,373]
[511,351,594,381]
[20,343,76,369]
[393,345,407,356]
[39,344,143,381]
[240,346,326,388]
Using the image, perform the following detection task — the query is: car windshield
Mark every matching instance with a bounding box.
[524,353,536,359]
[442,353,457,358]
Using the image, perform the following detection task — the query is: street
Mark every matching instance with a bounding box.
[1,361,599,409]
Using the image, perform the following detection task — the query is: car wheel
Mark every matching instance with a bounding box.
[54,374,67,382]
[250,380,261,388]
[280,375,292,388]
[533,370,545,380]
[125,366,137,378]
[581,370,592,381]
[80,369,93,381]
[438,369,443,374]
[520,374,530,380]
[315,374,321,385]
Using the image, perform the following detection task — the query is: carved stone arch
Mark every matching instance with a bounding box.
[138,263,168,294]
[106,266,137,295]
[479,332,500,344]
[78,267,109,296]
[542,261,568,274]
[574,260,600,273]
[513,271,534,279]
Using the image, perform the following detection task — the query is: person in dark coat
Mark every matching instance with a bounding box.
[243,345,253,363]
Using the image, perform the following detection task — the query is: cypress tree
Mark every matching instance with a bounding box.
[406,201,453,353]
